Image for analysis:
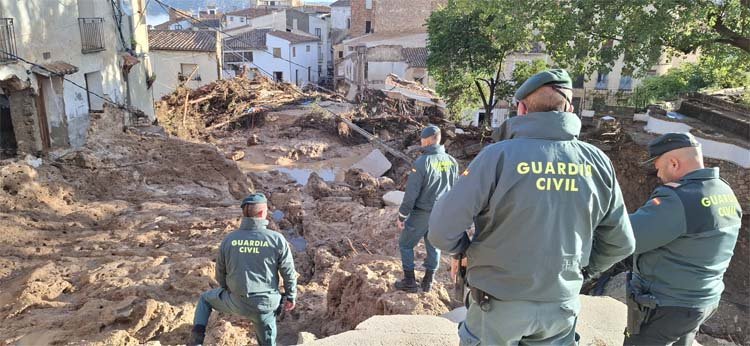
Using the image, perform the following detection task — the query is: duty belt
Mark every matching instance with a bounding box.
[469,286,496,312]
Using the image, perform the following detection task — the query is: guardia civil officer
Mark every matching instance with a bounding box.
[395,125,459,293]
[428,69,635,345]
[189,193,297,346]
[625,133,742,346]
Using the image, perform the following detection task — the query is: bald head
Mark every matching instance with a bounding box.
[518,86,573,114]
[420,133,440,147]
[654,146,705,183]
[243,203,268,219]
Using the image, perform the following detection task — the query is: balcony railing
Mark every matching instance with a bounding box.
[78,18,105,53]
[0,18,17,63]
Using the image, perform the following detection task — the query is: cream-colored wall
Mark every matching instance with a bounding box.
[128,0,155,120]
[0,0,126,119]
[150,50,220,100]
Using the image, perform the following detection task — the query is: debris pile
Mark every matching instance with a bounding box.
[155,75,306,141]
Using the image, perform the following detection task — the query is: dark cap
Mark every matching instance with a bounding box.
[514,69,573,102]
[240,192,267,208]
[420,125,440,138]
[643,132,701,164]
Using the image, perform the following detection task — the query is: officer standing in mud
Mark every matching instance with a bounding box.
[395,125,459,293]
[625,133,742,346]
[428,69,635,345]
[189,193,297,346]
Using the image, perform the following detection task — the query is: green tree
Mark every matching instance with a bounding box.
[631,49,750,106]
[427,0,538,126]
[511,60,550,90]
[534,0,750,76]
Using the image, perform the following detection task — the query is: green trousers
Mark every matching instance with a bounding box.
[195,288,281,346]
[458,294,580,346]
[624,294,718,346]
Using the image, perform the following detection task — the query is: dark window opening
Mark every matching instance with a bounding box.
[365,21,372,33]
[274,71,283,82]
[0,95,17,158]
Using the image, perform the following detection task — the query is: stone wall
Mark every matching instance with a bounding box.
[8,88,43,154]
[351,0,446,37]
[678,101,749,139]
[372,0,446,34]
[350,0,374,37]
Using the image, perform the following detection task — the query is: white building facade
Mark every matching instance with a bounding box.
[224,30,320,86]
[148,30,223,100]
[0,0,155,154]
[330,0,351,30]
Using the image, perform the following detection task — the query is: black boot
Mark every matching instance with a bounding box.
[395,270,419,293]
[421,269,435,292]
[188,324,206,346]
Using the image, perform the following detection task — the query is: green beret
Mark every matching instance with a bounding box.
[514,69,573,101]
[240,193,267,207]
[643,132,700,164]
[420,125,440,138]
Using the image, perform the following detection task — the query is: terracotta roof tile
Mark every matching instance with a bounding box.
[402,47,428,68]
[330,0,350,7]
[31,61,79,76]
[224,29,271,50]
[268,30,320,44]
[148,30,217,52]
[225,7,278,18]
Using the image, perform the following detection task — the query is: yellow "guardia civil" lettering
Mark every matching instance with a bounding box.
[516,161,593,192]
[231,239,271,254]
[701,194,739,217]
[700,194,738,207]
[431,160,455,172]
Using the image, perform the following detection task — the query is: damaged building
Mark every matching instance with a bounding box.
[0,0,155,157]
[334,0,445,100]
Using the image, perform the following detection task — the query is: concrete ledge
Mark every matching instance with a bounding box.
[645,116,750,168]
[299,295,641,346]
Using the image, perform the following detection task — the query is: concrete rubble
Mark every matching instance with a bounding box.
[350,149,392,178]
[0,76,746,346]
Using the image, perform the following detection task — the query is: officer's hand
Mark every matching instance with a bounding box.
[396,220,404,230]
[284,300,295,311]
[450,258,459,282]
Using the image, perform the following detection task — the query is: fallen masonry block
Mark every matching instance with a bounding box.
[383,191,405,206]
[350,149,392,178]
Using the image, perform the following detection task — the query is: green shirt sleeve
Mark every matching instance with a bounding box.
[629,186,687,255]
[587,175,636,275]
[216,240,227,289]
[398,161,425,220]
[277,239,297,301]
[428,147,498,254]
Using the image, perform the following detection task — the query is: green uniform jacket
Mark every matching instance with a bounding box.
[630,168,742,308]
[398,144,459,221]
[428,111,635,302]
[216,218,297,301]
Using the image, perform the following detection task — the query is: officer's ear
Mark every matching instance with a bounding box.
[669,157,680,170]
[518,101,528,116]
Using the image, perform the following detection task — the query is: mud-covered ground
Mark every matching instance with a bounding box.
[0,102,745,345]
[0,104,458,345]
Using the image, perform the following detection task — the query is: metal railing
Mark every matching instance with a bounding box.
[0,18,17,63]
[78,18,105,53]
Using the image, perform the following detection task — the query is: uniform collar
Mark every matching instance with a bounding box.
[422,144,445,155]
[680,167,719,181]
[506,111,581,140]
[239,217,269,230]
